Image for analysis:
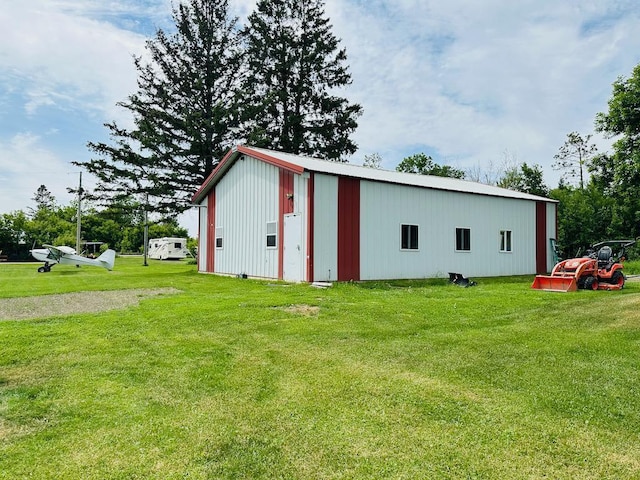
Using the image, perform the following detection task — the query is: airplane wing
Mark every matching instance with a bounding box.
[42,244,66,261]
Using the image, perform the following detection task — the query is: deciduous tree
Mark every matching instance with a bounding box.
[362,153,383,169]
[497,163,549,197]
[595,63,640,237]
[396,153,465,179]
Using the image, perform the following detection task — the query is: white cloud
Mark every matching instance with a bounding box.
[328,0,640,181]
[0,0,146,123]
[0,133,83,212]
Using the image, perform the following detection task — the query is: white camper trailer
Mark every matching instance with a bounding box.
[148,237,189,260]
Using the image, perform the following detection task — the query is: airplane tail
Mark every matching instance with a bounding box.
[97,249,116,270]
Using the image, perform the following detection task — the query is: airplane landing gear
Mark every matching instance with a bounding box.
[37,263,52,273]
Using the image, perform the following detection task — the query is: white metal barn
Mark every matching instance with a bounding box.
[148,237,189,260]
[191,146,558,282]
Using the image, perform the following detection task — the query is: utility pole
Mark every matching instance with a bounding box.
[143,193,149,266]
[76,172,82,254]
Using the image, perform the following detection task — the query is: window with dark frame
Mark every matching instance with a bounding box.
[266,221,277,248]
[456,228,471,251]
[401,224,419,250]
[500,230,512,252]
[215,227,223,249]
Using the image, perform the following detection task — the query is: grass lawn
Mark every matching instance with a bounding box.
[1,257,640,479]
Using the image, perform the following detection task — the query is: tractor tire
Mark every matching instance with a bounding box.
[584,276,598,290]
[611,271,625,289]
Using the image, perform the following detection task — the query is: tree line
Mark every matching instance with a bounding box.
[0,186,187,261]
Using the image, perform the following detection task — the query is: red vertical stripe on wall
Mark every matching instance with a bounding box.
[307,173,315,282]
[278,170,295,279]
[338,177,360,281]
[207,191,216,273]
[536,201,547,274]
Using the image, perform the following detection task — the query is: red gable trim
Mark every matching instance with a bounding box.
[191,148,237,204]
[191,146,305,204]
[239,146,305,175]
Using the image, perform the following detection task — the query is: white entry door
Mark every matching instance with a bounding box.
[283,213,303,282]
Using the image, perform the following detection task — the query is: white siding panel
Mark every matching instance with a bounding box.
[215,155,279,278]
[360,181,538,280]
[198,199,207,272]
[313,174,338,281]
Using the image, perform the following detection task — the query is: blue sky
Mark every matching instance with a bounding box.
[1,0,639,234]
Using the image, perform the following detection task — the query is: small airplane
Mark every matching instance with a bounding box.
[30,245,116,273]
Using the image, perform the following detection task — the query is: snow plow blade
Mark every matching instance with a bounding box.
[531,275,578,292]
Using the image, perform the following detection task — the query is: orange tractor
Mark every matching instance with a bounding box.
[531,239,636,292]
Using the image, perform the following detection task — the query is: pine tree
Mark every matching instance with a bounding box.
[75,0,243,215]
[552,132,598,190]
[241,0,362,161]
[29,185,56,215]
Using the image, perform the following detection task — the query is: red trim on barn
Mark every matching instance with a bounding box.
[192,148,236,203]
[307,172,315,282]
[278,169,295,279]
[337,177,360,281]
[207,191,216,273]
[535,201,547,274]
[239,146,305,175]
[192,146,304,205]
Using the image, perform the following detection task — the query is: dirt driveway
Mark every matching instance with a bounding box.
[0,288,180,321]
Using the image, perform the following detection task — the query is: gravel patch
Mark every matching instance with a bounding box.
[0,288,181,321]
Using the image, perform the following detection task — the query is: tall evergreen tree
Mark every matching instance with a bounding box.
[75,0,243,215]
[241,0,362,161]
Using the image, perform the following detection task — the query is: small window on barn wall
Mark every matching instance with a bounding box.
[401,224,419,250]
[215,227,223,249]
[455,228,471,251]
[266,221,277,248]
[500,230,512,252]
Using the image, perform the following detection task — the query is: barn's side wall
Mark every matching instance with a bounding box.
[200,154,311,281]
[196,153,557,281]
[214,155,280,278]
[359,180,539,280]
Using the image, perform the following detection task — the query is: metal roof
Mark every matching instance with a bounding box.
[192,145,557,204]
